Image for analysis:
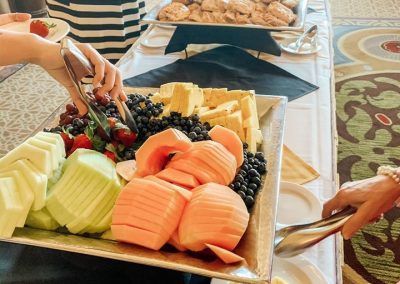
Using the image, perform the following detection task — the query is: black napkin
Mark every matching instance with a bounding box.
[124,45,318,101]
[165,25,281,56]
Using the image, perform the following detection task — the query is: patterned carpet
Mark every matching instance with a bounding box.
[331,0,400,283]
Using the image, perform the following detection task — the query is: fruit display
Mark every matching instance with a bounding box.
[0,82,271,266]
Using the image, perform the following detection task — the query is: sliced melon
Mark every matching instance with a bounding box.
[0,178,23,238]
[205,244,244,264]
[25,208,59,231]
[209,125,244,167]
[135,129,192,177]
[155,168,200,189]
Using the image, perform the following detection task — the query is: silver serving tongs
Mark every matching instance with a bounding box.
[60,39,138,137]
[274,206,356,258]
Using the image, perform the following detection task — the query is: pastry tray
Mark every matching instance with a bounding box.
[1,89,287,284]
[142,0,308,31]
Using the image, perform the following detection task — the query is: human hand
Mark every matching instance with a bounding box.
[0,13,31,26]
[33,39,126,115]
[322,175,400,240]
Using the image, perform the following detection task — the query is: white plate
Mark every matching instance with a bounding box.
[140,30,171,48]
[280,37,322,55]
[211,255,327,284]
[0,18,70,42]
[272,255,328,284]
[277,181,322,228]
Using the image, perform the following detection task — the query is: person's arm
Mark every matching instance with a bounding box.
[0,15,126,114]
[322,172,400,239]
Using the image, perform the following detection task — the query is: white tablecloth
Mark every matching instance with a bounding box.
[117,0,339,282]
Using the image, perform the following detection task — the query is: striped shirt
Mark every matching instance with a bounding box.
[46,0,148,63]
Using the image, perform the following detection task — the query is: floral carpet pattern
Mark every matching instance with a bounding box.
[332,0,400,283]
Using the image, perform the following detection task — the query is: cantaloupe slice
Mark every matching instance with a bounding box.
[111,177,188,250]
[205,244,244,264]
[116,160,137,181]
[144,175,192,201]
[209,125,244,168]
[179,183,249,252]
[166,158,217,184]
[135,129,192,177]
[111,224,166,250]
[168,230,187,252]
[155,168,200,189]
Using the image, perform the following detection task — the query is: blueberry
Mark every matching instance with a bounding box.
[255,152,265,161]
[188,132,197,140]
[248,158,255,164]
[243,142,248,149]
[237,190,246,199]
[131,111,138,119]
[180,119,186,125]
[242,164,249,171]
[246,189,254,196]
[141,117,149,124]
[192,114,200,121]
[139,97,146,102]
[240,185,247,192]
[245,196,254,207]
[193,126,202,134]
[146,111,152,117]
[250,177,261,186]
[248,169,260,177]
[257,165,267,174]
[186,120,193,127]
[247,152,254,158]
[229,183,235,190]
[234,182,241,190]
[135,107,142,114]
[239,170,247,177]
[196,134,204,141]
[201,130,208,137]
[235,175,244,183]
[248,183,257,190]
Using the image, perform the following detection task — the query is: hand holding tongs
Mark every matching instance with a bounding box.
[274,206,356,258]
[60,38,138,140]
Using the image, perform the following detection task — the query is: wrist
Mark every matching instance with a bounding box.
[28,34,60,66]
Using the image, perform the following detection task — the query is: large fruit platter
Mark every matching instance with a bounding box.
[0,83,286,283]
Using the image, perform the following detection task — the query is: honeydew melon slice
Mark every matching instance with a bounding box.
[0,171,34,227]
[66,181,120,234]
[0,178,23,238]
[26,138,58,173]
[0,142,52,177]
[85,208,113,234]
[46,168,90,225]
[1,160,47,211]
[34,132,66,159]
[25,208,60,231]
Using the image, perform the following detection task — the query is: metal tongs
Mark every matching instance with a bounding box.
[274,206,356,258]
[60,38,138,140]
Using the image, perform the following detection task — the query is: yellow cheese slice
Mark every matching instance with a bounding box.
[226,110,245,141]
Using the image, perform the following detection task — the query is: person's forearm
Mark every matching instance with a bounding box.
[0,30,55,66]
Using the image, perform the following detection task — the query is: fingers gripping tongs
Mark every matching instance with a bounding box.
[60,38,138,141]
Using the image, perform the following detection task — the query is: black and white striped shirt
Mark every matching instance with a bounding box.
[46,0,147,63]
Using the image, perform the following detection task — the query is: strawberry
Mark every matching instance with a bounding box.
[114,129,137,147]
[60,132,74,152]
[68,134,93,155]
[30,20,56,38]
[104,150,116,162]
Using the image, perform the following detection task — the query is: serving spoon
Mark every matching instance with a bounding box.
[274,206,356,258]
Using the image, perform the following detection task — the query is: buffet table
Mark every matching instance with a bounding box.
[116,0,339,282]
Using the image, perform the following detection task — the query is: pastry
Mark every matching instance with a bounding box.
[261,0,279,4]
[227,0,255,15]
[266,1,296,24]
[189,8,203,21]
[158,2,190,21]
[236,13,251,24]
[212,11,226,23]
[281,0,298,9]
[250,11,268,25]
[188,3,201,11]
[255,2,268,12]
[223,10,237,23]
[201,11,217,22]
[201,0,228,12]
[263,12,288,26]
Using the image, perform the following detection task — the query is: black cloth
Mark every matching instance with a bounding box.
[165,25,281,56]
[0,243,188,284]
[124,45,318,101]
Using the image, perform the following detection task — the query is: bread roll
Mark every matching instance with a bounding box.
[158,2,190,21]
